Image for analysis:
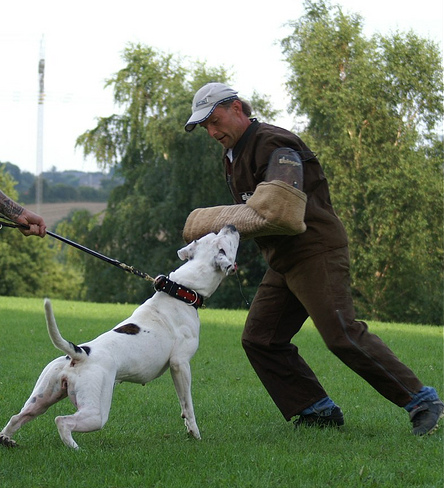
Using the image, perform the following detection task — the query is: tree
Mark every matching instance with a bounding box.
[281,0,444,323]
[0,168,84,300]
[0,162,35,196]
[76,45,270,305]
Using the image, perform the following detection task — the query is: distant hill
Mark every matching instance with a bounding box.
[1,161,122,204]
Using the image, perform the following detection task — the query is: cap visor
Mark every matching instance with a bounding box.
[184,107,213,132]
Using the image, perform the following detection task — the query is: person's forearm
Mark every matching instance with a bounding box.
[0,190,24,221]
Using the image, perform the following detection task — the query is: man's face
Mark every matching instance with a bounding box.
[200,101,247,149]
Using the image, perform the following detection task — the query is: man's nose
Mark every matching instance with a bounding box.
[207,126,218,139]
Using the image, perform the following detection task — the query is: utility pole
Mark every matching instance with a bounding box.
[36,35,45,213]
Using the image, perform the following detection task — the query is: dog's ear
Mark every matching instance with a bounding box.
[177,241,196,261]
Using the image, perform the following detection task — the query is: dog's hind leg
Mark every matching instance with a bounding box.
[0,358,68,447]
[55,366,115,449]
[170,360,201,439]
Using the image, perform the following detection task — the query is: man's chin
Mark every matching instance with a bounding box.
[218,138,231,149]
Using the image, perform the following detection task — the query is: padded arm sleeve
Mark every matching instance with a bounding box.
[183,180,307,242]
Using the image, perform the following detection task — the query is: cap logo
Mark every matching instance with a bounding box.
[195,97,209,108]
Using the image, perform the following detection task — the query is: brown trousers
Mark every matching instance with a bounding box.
[242,246,423,420]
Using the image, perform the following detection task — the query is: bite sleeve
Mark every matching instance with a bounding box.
[183,180,306,242]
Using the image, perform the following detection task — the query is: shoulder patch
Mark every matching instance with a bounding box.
[266,147,304,189]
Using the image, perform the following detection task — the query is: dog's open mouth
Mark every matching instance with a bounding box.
[226,262,238,275]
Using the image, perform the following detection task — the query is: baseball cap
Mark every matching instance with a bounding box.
[185,82,238,132]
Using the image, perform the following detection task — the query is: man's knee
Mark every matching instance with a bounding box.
[241,330,255,351]
[322,318,369,360]
[241,320,270,350]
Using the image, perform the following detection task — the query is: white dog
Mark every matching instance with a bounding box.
[0,225,239,449]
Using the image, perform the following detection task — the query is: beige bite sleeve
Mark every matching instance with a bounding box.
[183,180,307,242]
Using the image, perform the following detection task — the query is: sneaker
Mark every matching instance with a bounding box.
[294,406,344,428]
[409,399,444,436]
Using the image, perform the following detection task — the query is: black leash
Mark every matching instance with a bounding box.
[0,217,155,283]
[0,216,207,308]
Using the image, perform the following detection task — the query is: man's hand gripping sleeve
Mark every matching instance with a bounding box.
[183,180,307,242]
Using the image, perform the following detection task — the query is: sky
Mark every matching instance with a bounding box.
[0,0,442,176]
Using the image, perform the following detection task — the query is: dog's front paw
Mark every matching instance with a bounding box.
[0,433,18,448]
[185,423,201,440]
[187,429,201,440]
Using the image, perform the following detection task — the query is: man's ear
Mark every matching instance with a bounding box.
[231,98,243,115]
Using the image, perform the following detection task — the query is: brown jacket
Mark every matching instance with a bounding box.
[225,120,348,273]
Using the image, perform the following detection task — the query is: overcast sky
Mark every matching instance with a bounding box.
[0,0,442,175]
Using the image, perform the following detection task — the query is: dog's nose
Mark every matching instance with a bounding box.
[224,225,237,233]
[225,262,237,275]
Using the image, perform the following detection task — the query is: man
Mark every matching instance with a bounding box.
[0,190,46,237]
[182,82,443,435]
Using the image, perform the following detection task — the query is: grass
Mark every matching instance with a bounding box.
[0,296,443,488]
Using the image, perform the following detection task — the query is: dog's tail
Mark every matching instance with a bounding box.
[44,298,87,360]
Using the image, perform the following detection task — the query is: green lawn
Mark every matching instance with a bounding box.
[0,296,443,487]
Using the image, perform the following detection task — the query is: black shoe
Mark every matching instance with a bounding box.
[294,406,344,428]
[409,399,444,436]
